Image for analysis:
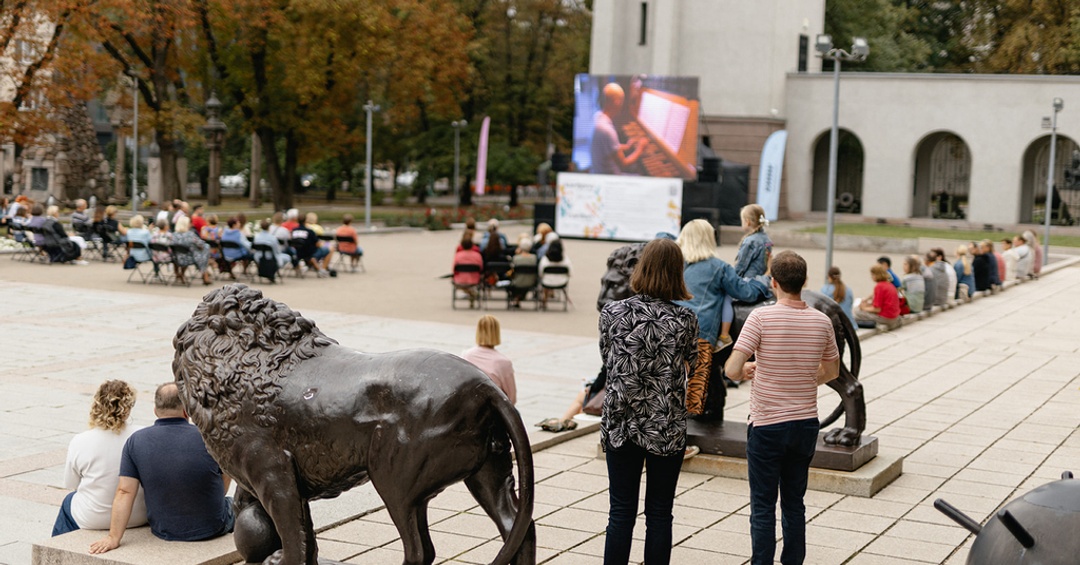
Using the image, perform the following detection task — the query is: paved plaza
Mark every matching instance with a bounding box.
[2,226,1080,564]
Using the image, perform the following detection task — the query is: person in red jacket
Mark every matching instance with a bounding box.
[855,263,901,330]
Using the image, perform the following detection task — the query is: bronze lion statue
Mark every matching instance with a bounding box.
[173,285,535,565]
[597,243,865,446]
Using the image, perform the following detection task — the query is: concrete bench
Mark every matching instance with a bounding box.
[32,528,239,565]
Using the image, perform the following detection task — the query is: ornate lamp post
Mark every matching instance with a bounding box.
[816,35,869,275]
[363,100,380,230]
[202,92,227,206]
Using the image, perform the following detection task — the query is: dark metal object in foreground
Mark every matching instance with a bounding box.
[174,285,535,565]
[936,471,1080,564]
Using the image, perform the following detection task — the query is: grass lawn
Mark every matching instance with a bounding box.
[801,223,1080,248]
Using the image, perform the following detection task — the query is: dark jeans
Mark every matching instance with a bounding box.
[52,491,79,536]
[604,440,684,565]
[746,418,819,565]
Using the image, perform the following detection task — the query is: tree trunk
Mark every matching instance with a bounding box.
[461,173,473,206]
[509,184,519,207]
[258,127,290,210]
[283,131,299,206]
[156,131,181,202]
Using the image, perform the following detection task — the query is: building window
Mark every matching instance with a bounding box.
[639,2,647,46]
[31,167,48,191]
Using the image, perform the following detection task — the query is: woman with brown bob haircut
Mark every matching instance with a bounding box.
[599,238,699,565]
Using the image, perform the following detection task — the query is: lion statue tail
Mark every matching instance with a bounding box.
[488,388,535,565]
[819,303,862,429]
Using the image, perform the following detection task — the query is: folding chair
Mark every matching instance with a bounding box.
[333,235,365,273]
[26,226,50,264]
[170,242,194,286]
[126,241,154,283]
[540,265,572,311]
[95,224,124,262]
[251,242,283,284]
[481,261,512,307]
[73,222,101,261]
[452,263,483,310]
[9,224,36,261]
[217,240,249,280]
[288,238,319,278]
[147,242,174,285]
[506,263,540,310]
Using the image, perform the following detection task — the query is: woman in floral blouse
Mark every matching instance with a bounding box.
[599,237,699,565]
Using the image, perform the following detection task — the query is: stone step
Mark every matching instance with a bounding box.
[32,528,239,565]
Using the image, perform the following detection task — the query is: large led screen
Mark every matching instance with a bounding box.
[572,74,700,180]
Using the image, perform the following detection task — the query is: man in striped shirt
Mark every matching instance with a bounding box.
[725,250,840,565]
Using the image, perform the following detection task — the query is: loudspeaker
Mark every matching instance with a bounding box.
[700,158,721,183]
[535,202,556,232]
[798,34,808,73]
[718,162,750,225]
[551,153,571,173]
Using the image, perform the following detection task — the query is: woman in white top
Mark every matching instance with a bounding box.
[53,380,147,536]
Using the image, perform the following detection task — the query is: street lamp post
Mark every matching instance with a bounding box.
[363,100,380,230]
[451,120,467,214]
[201,92,227,206]
[1044,98,1064,267]
[816,35,869,275]
[131,77,139,212]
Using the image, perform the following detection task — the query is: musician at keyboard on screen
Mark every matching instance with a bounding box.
[590,82,648,175]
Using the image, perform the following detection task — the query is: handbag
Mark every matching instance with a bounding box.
[898,289,911,315]
[582,386,605,416]
[123,255,137,270]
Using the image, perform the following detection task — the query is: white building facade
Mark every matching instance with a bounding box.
[590,0,1080,225]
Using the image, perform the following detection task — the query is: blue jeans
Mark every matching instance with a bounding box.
[746,418,819,565]
[52,491,79,536]
[604,440,683,565]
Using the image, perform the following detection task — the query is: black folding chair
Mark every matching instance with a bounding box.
[452,263,483,310]
[217,240,250,280]
[147,242,174,285]
[170,242,194,286]
[540,265,572,311]
[73,222,101,261]
[95,224,124,262]
[251,242,283,284]
[506,263,540,310]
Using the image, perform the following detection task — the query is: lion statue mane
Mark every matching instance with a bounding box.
[174,285,535,565]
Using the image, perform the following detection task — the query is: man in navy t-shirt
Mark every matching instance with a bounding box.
[89,383,233,554]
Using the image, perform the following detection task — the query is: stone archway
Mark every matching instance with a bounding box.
[812,129,864,214]
[912,132,971,219]
[1020,135,1079,224]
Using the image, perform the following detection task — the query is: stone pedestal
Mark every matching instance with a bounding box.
[146,156,163,205]
[33,527,239,565]
[687,419,879,472]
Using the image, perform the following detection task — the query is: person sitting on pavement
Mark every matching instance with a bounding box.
[972,240,994,293]
[901,255,925,314]
[855,263,901,330]
[333,214,363,270]
[978,239,1002,289]
[1000,237,1018,281]
[53,380,148,537]
[254,219,292,269]
[953,245,975,300]
[89,383,233,553]
[1024,230,1043,277]
[877,256,902,288]
[460,315,517,404]
[821,266,855,326]
[931,247,957,302]
[924,251,949,307]
[1012,234,1034,280]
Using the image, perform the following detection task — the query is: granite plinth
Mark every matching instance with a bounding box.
[687,419,879,472]
[32,528,240,565]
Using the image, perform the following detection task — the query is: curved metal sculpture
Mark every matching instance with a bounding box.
[597,243,865,446]
[936,471,1080,564]
[173,285,535,565]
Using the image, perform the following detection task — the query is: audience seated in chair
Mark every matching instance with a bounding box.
[172,217,213,285]
[305,212,334,272]
[539,239,572,308]
[334,214,364,272]
[53,380,148,537]
[453,235,484,308]
[42,205,88,265]
[290,213,330,277]
[509,234,539,308]
[220,217,254,279]
[254,219,292,270]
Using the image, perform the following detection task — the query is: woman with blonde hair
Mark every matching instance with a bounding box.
[953,245,974,300]
[675,220,771,409]
[461,315,516,403]
[53,381,147,536]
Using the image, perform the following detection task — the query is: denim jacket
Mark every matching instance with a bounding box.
[735,231,772,277]
[677,257,770,345]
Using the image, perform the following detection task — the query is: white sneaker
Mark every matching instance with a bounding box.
[73,260,89,265]
[317,269,329,278]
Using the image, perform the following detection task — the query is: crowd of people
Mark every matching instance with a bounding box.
[3,197,364,283]
[451,218,572,309]
[836,230,1046,331]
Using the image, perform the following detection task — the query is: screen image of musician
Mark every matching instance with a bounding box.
[573,74,700,180]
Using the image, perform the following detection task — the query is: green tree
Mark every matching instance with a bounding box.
[969,0,1080,74]
[825,0,932,71]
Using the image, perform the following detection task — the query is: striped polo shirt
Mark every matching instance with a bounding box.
[734,298,839,427]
